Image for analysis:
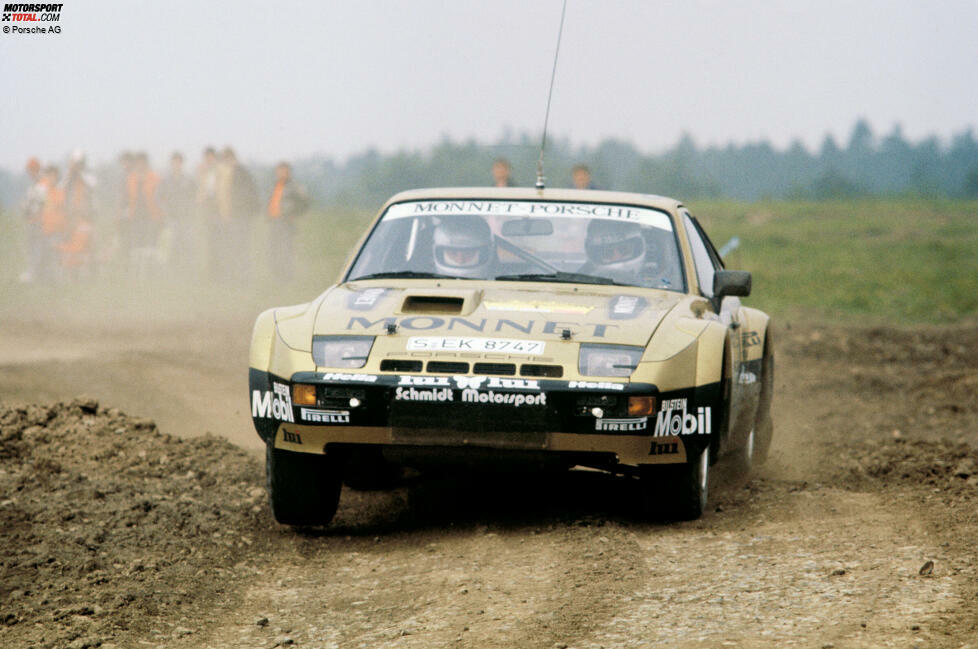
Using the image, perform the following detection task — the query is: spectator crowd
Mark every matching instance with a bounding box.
[16,147,310,283]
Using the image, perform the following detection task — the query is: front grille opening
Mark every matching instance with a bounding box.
[401,295,465,314]
[521,364,563,378]
[473,362,517,376]
[381,359,423,372]
[427,361,469,374]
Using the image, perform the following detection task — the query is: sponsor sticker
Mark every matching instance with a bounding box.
[347,287,388,311]
[395,386,454,402]
[407,336,545,355]
[608,295,648,320]
[460,390,546,407]
[653,398,711,437]
[385,201,674,231]
[300,408,350,424]
[595,417,647,432]
[321,372,379,383]
[251,381,294,422]
[568,380,626,391]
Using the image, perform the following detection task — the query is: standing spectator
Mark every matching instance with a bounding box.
[572,164,596,189]
[127,153,162,268]
[60,150,96,277]
[18,157,46,283]
[160,151,197,272]
[266,161,309,280]
[196,147,220,275]
[114,151,135,270]
[492,158,515,187]
[212,147,258,280]
[39,165,67,280]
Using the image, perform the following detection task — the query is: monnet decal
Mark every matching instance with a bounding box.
[595,417,647,432]
[300,408,350,424]
[252,382,294,422]
[653,398,711,436]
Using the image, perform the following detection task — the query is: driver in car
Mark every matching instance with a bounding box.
[432,215,496,279]
[580,219,647,284]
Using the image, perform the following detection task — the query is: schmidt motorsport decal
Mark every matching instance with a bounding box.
[252,382,294,422]
[395,386,545,407]
[653,398,711,437]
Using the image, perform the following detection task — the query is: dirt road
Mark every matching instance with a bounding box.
[1,313,976,649]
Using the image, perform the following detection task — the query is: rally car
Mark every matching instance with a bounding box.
[249,187,773,524]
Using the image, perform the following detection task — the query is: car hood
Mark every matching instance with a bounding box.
[303,281,683,348]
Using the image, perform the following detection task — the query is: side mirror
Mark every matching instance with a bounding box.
[713,270,751,298]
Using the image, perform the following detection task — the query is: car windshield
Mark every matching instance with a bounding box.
[346,199,686,291]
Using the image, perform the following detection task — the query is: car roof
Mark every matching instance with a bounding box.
[379,187,685,213]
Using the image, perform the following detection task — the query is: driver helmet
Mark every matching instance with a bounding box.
[585,219,646,282]
[433,215,494,278]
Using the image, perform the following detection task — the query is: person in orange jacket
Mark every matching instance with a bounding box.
[266,161,309,279]
[18,157,46,283]
[38,165,67,280]
[127,152,162,254]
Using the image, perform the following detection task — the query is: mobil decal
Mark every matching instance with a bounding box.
[252,382,294,422]
[653,398,711,437]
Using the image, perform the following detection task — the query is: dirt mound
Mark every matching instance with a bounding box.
[0,399,269,649]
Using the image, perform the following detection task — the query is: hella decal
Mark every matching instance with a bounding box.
[252,382,294,422]
[653,398,711,436]
[595,417,647,432]
[568,380,626,391]
[300,408,351,424]
[321,372,379,383]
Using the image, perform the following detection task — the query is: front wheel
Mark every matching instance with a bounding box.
[639,446,710,521]
[266,444,342,527]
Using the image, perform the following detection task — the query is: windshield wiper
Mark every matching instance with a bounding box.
[349,271,471,281]
[493,272,621,285]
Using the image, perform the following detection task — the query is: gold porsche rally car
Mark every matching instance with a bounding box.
[249,187,773,524]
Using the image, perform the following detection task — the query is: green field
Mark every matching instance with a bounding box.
[2,199,976,325]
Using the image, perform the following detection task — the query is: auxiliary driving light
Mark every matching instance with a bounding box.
[627,396,655,417]
[349,397,362,408]
[591,407,604,419]
[292,384,317,406]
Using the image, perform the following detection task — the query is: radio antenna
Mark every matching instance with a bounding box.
[536,0,568,190]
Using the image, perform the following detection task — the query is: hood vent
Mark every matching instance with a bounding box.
[401,295,465,314]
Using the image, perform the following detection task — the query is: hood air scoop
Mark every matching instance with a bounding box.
[401,295,465,314]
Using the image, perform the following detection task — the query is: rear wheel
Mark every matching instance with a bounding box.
[265,444,342,527]
[640,446,710,521]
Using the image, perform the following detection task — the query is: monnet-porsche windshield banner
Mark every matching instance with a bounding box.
[384,200,674,231]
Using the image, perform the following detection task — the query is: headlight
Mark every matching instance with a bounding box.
[578,344,643,377]
[312,336,374,369]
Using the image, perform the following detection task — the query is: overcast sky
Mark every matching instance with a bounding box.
[1,0,976,170]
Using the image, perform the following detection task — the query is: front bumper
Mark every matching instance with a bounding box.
[250,369,719,467]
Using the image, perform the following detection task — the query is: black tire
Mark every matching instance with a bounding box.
[639,446,710,521]
[265,444,342,527]
[753,332,775,464]
[729,426,756,478]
